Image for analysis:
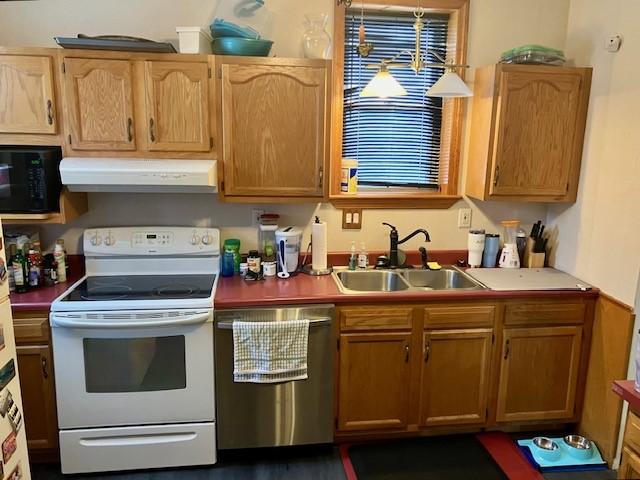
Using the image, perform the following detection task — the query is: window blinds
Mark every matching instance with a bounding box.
[342,11,449,188]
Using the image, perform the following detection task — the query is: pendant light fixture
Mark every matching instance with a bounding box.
[359,2,472,98]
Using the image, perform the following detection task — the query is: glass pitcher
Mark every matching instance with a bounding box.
[302,13,331,59]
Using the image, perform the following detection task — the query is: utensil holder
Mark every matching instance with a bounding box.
[526,252,545,268]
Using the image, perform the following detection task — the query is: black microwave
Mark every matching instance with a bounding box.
[0,146,62,213]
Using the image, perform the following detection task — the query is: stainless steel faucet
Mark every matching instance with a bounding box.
[382,223,431,269]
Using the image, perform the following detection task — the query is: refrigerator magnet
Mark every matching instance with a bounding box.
[2,430,16,463]
[6,461,22,480]
[0,360,15,391]
[0,389,13,417]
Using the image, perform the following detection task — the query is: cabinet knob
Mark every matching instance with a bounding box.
[493,165,501,187]
[42,356,48,379]
[424,340,431,363]
[504,339,510,359]
[404,342,410,363]
[91,233,102,246]
[104,235,115,246]
[190,235,201,245]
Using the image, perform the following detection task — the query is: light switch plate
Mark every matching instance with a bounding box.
[342,208,363,229]
[458,208,472,228]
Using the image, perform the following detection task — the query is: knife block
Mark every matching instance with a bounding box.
[524,237,545,268]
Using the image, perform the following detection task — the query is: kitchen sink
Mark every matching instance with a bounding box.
[332,266,486,294]
[400,268,485,291]
[333,270,411,293]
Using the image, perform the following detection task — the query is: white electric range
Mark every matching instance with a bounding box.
[50,227,220,475]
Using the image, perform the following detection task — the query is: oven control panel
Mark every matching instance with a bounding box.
[83,227,220,256]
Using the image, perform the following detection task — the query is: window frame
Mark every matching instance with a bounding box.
[330,0,470,209]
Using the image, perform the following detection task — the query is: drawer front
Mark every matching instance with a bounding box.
[625,411,640,453]
[424,305,495,329]
[505,303,585,326]
[339,307,413,332]
[13,313,49,344]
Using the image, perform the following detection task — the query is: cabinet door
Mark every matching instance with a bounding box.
[63,58,135,150]
[490,70,583,197]
[497,326,582,422]
[420,329,493,427]
[338,332,411,431]
[16,345,58,452]
[0,55,56,134]
[220,62,327,197]
[619,447,640,480]
[144,61,210,152]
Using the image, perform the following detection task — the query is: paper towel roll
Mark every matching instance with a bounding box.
[312,221,328,271]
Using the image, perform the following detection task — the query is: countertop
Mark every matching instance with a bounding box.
[9,255,84,312]
[8,251,599,312]
[612,380,640,414]
[214,272,599,309]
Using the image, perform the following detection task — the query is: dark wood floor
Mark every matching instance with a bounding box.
[31,445,347,479]
[30,445,616,480]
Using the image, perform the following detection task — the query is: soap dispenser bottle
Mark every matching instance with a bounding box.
[348,241,357,270]
[358,242,368,268]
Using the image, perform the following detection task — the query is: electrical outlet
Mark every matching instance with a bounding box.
[342,208,363,229]
[458,208,472,228]
[251,209,264,227]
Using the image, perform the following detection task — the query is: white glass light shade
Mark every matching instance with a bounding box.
[426,71,473,98]
[360,68,407,98]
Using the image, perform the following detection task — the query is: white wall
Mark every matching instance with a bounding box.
[546,0,640,307]
[0,0,572,255]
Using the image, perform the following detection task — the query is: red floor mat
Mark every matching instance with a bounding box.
[476,432,545,480]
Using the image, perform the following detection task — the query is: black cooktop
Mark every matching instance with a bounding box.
[61,274,216,302]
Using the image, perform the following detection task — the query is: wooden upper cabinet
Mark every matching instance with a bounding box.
[419,329,493,427]
[466,64,592,202]
[144,61,211,152]
[496,325,583,422]
[218,57,329,199]
[63,58,135,151]
[338,332,412,431]
[0,55,56,134]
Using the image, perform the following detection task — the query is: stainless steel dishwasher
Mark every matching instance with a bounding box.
[215,304,334,449]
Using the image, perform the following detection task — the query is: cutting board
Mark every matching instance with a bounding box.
[467,268,592,291]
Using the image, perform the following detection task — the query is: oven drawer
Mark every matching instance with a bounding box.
[59,422,216,474]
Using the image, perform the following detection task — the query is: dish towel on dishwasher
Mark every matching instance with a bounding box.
[233,320,310,383]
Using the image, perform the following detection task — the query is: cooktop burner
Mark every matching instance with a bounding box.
[62,274,216,302]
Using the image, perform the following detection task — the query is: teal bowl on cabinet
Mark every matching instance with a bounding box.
[211,37,273,56]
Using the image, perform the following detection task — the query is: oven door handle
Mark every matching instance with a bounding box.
[216,317,332,330]
[50,312,211,329]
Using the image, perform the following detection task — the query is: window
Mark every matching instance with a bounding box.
[343,11,449,189]
[331,0,469,208]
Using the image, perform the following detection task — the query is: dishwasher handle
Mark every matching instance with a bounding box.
[216,317,332,330]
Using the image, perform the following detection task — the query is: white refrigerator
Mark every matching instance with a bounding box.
[0,221,31,480]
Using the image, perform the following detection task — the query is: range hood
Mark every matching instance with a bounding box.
[60,157,217,193]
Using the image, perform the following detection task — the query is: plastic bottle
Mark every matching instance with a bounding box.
[358,242,368,269]
[54,239,67,283]
[7,244,16,293]
[348,241,357,271]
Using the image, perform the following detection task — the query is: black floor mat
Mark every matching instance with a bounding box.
[348,435,507,480]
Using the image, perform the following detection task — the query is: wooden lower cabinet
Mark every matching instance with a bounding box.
[13,310,58,461]
[335,299,593,438]
[419,329,493,426]
[619,447,640,480]
[337,332,412,431]
[496,326,583,422]
[16,345,58,452]
[619,411,640,479]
